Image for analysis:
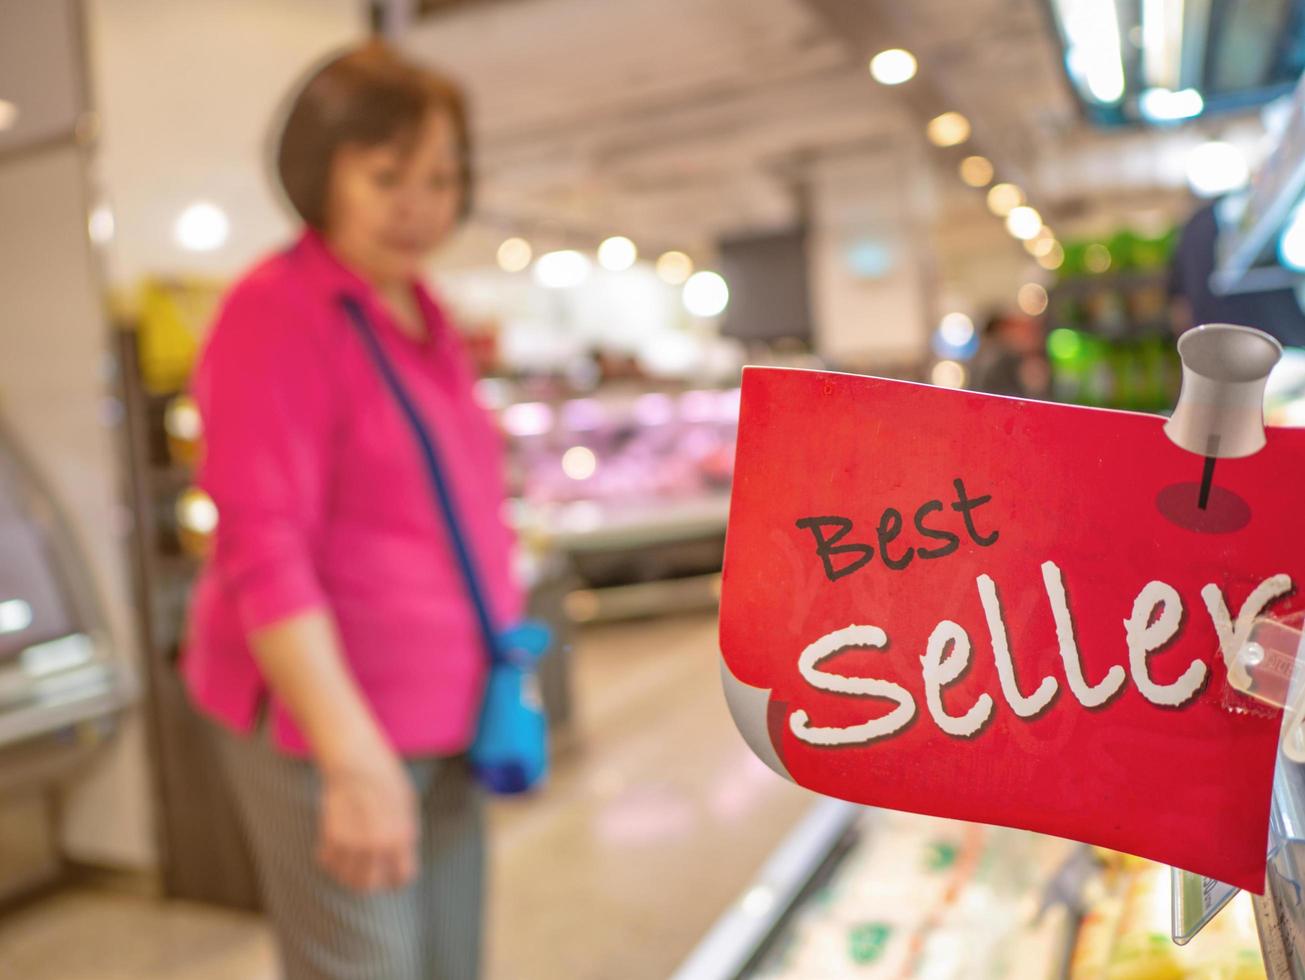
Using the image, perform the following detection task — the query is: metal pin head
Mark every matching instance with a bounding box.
[1163,323,1281,459]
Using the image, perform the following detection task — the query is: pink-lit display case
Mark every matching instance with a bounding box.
[480,382,740,617]
[492,384,739,549]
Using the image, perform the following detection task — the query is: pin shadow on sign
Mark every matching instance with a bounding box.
[719,326,1298,893]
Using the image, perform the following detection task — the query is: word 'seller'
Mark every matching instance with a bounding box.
[788,565,1293,747]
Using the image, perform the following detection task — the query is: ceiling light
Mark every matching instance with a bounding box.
[986,182,1024,216]
[1185,141,1250,198]
[1059,0,1126,103]
[597,236,638,271]
[656,250,694,285]
[1140,0,1183,90]
[1024,228,1056,256]
[927,111,971,147]
[1029,229,1057,257]
[1037,242,1066,270]
[931,360,966,388]
[682,271,730,317]
[959,155,994,187]
[88,204,115,245]
[939,313,975,347]
[497,237,532,272]
[1005,205,1043,240]
[933,313,980,361]
[533,249,591,288]
[639,333,701,377]
[1139,87,1204,122]
[869,49,917,85]
[1017,282,1049,315]
[174,201,229,252]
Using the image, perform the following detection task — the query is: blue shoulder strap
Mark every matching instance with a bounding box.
[339,295,504,665]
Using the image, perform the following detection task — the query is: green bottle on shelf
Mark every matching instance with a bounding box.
[1047,327,1090,404]
[1108,230,1138,274]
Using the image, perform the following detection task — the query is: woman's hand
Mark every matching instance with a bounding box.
[245,611,421,893]
[316,750,419,892]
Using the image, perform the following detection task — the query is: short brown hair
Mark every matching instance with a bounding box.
[274,40,473,229]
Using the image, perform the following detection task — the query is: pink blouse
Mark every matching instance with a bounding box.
[181,229,523,757]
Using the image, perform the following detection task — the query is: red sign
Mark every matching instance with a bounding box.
[719,368,1305,892]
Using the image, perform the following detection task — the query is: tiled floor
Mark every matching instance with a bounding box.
[0,611,814,980]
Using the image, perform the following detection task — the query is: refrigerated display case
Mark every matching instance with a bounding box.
[0,419,135,901]
[499,384,740,621]
[502,386,738,531]
[675,802,1082,980]
[679,760,1304,980]
[747,818,1077,979]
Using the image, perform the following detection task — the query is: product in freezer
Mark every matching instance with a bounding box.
[1069,863,1266,980]
[751,812,1080,980]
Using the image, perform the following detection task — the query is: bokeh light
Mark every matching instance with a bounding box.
[926,111,971,147]
[986,183,1024,217]
[959,155,994,187]
[869,48,917,85]
[656,250,695,285]
[597,236,638,271]
[496,237,532,272]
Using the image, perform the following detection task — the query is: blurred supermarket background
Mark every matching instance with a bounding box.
[2,0,1305,977]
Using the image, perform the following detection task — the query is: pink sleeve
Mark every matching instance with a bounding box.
[193,279,335,634]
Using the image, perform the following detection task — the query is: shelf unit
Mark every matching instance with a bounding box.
[116,325,261,910]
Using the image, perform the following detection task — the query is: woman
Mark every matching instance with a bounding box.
[181,41,521,980]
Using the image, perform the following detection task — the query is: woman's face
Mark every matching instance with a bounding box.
[325,108,464,284]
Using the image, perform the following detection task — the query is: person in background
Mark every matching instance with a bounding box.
[1168,197,1305,346]
[969,311,1050,398]
[181,41,521,980]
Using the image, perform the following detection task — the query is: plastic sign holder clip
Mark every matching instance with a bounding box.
[1170,611,1305,945]
[1228,612,1305,761]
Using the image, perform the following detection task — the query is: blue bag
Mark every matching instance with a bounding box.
[341,297,550,794]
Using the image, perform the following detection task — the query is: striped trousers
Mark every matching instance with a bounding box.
[209,718,485,980]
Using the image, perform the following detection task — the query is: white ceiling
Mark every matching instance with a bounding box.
[77,0,1270,310]
[404,0,898,251]
[402,0,1252,306]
